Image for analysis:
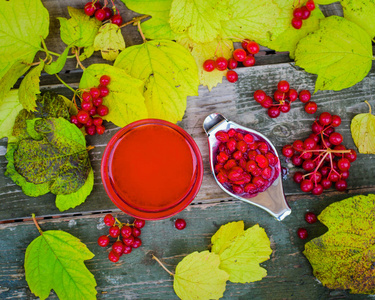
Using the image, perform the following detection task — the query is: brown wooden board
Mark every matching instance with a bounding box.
[0,192,373,299]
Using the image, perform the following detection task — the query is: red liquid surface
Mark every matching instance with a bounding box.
[111,124,195,211]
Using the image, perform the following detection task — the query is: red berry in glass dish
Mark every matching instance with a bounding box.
[215,131,230,142]
[292,17,302,29]
[226,70,238,83]
[243,56,255,67]
[306,0,316,11]
[282,144,294,157]
[132,237,142,248]
[215,57,228,71]
[96,125,105,135]
[233,49,247,62]
[84,2,96,16]
[95,8,106,21]
[97,235,110,247]
[111,14,123,26]
[112,241,125,254]
[100,75,111,86]
[108,251,120,263]
[175,218,186,230]
[93,97,103,107]
[102,7,113,20]
[300,6,311,19]
[228,58,238,69]
[132,227,141,237]
[254,90,267,104]
[299,90,311,103]
[305,101,317,114]
[99,85,109,97]
[104,214,115,226]
[203,59,216,72]
[97,105,109,116]
[329,132,343,145]
[277,80,290,93]
[109,226,121,238]
[261,96,273,108]
[297,228,308,239]
[121,225,132,238]
[77,110,90,124]
[246,41,259,54]
[268,106,281,118]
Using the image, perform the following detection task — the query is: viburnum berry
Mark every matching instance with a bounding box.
[97,105,109,116]
[261,96,274,108]
[175,218,187,230]
[228,58,238,69]
[293,7,303,18]
[123,235,135,246]
[82,91,92,102]
[277,80,290,93]
[233,49,247,62]
[132,227,141,237]
[319,112,332,126]
[241,39,251,50]
[215,57,228,71]
[297,228,308,239]
[288,89,298,102]
[306,0,316,11]
[70,115,80,126]
[299,90,311,103]
[84,2,96,16]
[292,17,303,29]
[95,8,106,21]
[132,238,142,248]
[100,75,111,86]
[329,132,343,145]
[293,172,304,184]
[331,115,342,127]
[121,226,132,238]
[246,41,259,54]
[97,235,110,247]
[88,107,97,116]
[103,7,113,20]
[111,14,123,26]
[254,90,267,103]
[81,100,93,112]
[243,55,255,67]
[226,70,238,83]
[96,125,105,135]
[104,214,115,226]
[203,59,216,72]
[304,101,318,114]
[300,6,311,19]
[90,87,101,98]
[77,110,90,124]
[282,145,294,157]
[93,117,103,126]
[99,86,109,97]
[86,125,96,135]
[123,245,132,254]
[112,241,125,254]
[108,250,120,263]
[93,97,103,107]
[109,226,120,238]
[268,106,280,118]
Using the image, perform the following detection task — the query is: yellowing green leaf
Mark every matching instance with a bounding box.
[219,224,272,283]
[19,61,45,112]
[58,7,101,48]
[174,251,229,300]
[211,221,244,255]
[177,36,233,90]
[315,0,337,3]
[44,46,71,75]
[295,16,373,92]
[220,0,280,45]
[342,0,375,38]
[0,90,23,140]
[304,194,375,294]
[121,0,178,40]
[351,101,375,154]
[264,0,325,58]
[94,23,126,61]
[80,64,147,127]
[25,230,97,300]
[115,40,199,123]
[79,46,95,62]
[56,168,94,212]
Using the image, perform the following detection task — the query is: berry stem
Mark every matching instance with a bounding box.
[31,213,43,235]
[152,255,175,276]
[55,74,76,94]
[119,15,150,28]
[365,100,372,114]
[74,47,86,70]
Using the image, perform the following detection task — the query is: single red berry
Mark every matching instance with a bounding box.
[97,105,109,116]
[112,241,125,254]
[85,125,96,135]
[226,70,238,83]
[293,172,304,184]
[123,245,132,254]
[70,115,79,126]
[306,0,316,11]
[81,100,93,112]
[246,41,259,54]
[280,102,291,113]
[99,85,109,97]
[132,237,142,248]
[132,227,141,237]
[335,179,347,191]
[274,90,287,102]
[104,214,115,226]
[303,137,316,150]
[301,6,311,19]
[291,155,303,166]
[215,57,228,71]
[305,101,317,114]
[329,132,343,145]
[94,2,102,10]
[175,218,186,230]
[134,219,146,229]
[88,107,96,116]
[243,55,256,67]
[293,140,304,152]
[109,226,120,238]
[292,17,303,29]
[299,90,311,103]
[302,159,315,172]
[85,117,93,128]
[254,90,267,103]
[300,180,313,192]
[100,75,111,86]
[268,106,281,118]
[215,131,229,142]
[261,96,273,108]
[277,80,290,93]
[77,110,90,124]
[319,112,332,126]
[311,184,323,195]
[93,117,103,126]
[123,235,135,246]
[111,14,123,26]
[321,178,332,189]
[96,125,105,135]
[297,228,308,239]
[121,226,132,238]
[95,8,106,21]
[282,145,294,157]
[90,87,101,98]
[102,7,113,20]
[241,39,251,50]
[288,89,298,102]
[97,235,110,247]
[82,91,92,102]
[84,2,96,16]
[345,149,357,162]
[228,58,238,69]
[337,158,351,171]
[331,115,341,127]
[312,121,324,134]
[293,7,303,18]
[93,97,103,107]
[203,59,216,72]
[233,49,247,62]
[305,212,317,224]
[108,250,120,262]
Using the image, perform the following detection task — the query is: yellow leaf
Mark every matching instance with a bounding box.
[351,101,375,154]
[0,90,23,140]
[211,221,244,255]
[94,23,125,61]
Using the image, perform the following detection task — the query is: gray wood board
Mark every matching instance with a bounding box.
[1,62,375,221]
[0,192,372,299]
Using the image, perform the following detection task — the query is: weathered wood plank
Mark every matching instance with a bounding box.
[0,192,372,299]
[1,62,375,221]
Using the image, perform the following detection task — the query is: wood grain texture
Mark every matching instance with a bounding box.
[0,193,373,299]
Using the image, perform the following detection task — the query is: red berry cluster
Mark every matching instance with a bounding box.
[282,112,357,195]
[253,80,316,118]
[203,40,260,83]
[84,1,123,25]
[70,75,110,136]
[292,0,316,29]
[297,212,318,239]
[97,214,146,263]
[214,128,280,196]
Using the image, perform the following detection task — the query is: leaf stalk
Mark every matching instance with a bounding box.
[152,255,175,276]
[32,213,43,235]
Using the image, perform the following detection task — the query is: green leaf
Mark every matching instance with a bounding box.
[315,0,339,3]
[211,221,244,255]
[79,64,147,127]
[218,224,272,283]
[0,90,23,140]
[341,0,375,38]
[25,230,96,300]
[295,16,373,92]
[13,118,90,195]
[79,46,95,62]
[263,0,325,58]
[114,40,199,123]
[350,101,375,154]
[19,61,45,112]
[94,23,125,61]
[169,0,224,43]
[220,0,280,45]
[304,194,375,294]
[56,168,94,212]
[44,46,71,75]
[5,142,50,197]
[121,0,177,40]
[173,251,229,300]
[58,7,101,48]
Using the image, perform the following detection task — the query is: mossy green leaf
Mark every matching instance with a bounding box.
[114,40,199,123]
[58,7,101,48]
[174,251,229,300]
[56,168,94,212]
[295,16,373,92]
[218,224,272,283]
[26,119,43,140]
[19,61,45,112]
[211,221,244,255]
[350,102,375,154]
[0,90,23,140]
[304,194,375,294]
[121,0,177,40]
[94,23,125,61]
[341,0,375,38]
[79,64,147,127]
[25,230,96,300]
[44,46,71,75]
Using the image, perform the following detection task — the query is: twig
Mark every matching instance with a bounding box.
[32,214,43,235]
[75,48,86,70]
[152,255,175,276]
[119,15,150,29]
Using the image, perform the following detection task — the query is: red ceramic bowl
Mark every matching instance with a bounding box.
[101,119,203,220]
